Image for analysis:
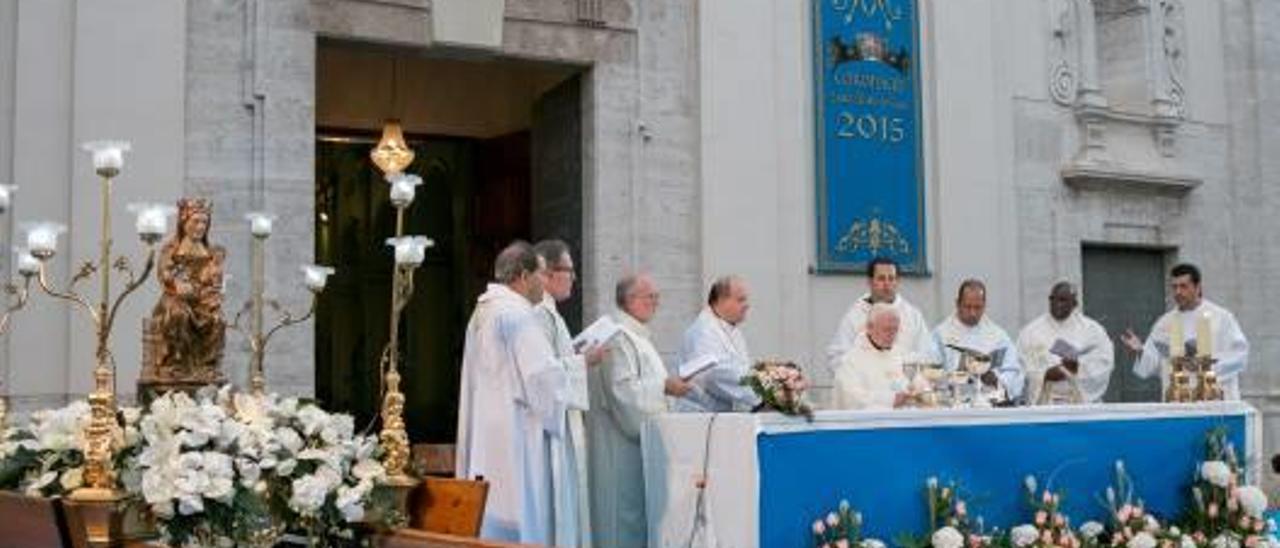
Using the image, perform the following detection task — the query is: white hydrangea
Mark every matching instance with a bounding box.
[1128,532,1157,548]
[1201,461,1233,488]
[932,526,964,548]
[1079,521,1105,540]
[1233,485,1268,518]
[1011,524,1040,547]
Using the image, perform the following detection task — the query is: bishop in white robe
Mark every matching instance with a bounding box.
[933,280,1024,401]
[1017,282,1114,405]
[455,244,569,543]
[672,276,760,412]
[1122,264,1249,401]
[586,274,688,547]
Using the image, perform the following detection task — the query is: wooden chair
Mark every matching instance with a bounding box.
[0,491,73,548]
[408,477,489,538]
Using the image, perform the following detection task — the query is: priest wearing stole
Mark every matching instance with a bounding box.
[1018,281,1114,404]
[456,242,585,543]
[586,274,692,547]
[832,304,920,409]
[532,239,607,547]
[826,257,939,376]
[1121,263,1249,400]
[933,279,1025,401]
[672,275,761,412]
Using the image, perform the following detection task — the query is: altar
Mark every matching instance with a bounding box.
[642,402,1259,547]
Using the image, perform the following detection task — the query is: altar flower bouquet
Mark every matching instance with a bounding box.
[811,498,886,548]
[0,400,142,498]
[897,477,997,548]
[1178,429,1270,547]
[742,360,814,420]
[1083,460,1177,548]
[1011,475,1080,548]
[130,386,394,547]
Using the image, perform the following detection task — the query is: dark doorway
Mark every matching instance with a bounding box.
[1081,245,1168,403]
[314,44,585,444]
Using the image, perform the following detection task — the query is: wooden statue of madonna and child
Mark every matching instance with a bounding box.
[137,197,228,403]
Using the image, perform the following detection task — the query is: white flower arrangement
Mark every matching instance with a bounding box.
[127,386,393,546]
[0,399,142,498]
[1201,460,1233,488]
[931,526,964,548]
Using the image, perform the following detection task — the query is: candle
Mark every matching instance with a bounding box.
[1196,312,1212,358]
[0,185,16,214]
[387,236,433,266]
[24,223,64,257]
[81,141,131,176]
[246,212,274,238]
[15,249,39,277]
[301,264,335,292]
[132,205,170,239]
[1169,316,1184,358]
[387,173,422,207]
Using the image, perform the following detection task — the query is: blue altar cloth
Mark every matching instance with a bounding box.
[642,403,1259,548]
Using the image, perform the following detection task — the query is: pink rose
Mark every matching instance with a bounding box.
[1036,511,1048,526]
[1207,503,1218,519]
[956,501,968,517]
[813,520,826,535]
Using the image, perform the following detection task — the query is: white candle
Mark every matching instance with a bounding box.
[1169,316,1184,358]
[135,207,168,237]
[1196,312,1212,358]
[25,224,63,256]
[81,141,130,175]
[16,250,39,277]
[301,264,335,292]
[247,212,274,238]
[0,185,16,214]
[387,173,422,207]
[387,236,433,266]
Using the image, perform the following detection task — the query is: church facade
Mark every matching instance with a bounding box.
[1,0,1278,461]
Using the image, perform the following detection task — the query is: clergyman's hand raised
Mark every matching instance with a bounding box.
[1119,328,1143,355]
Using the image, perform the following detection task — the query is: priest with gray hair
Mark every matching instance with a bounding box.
[456,240,584,543]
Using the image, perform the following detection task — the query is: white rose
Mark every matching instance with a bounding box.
[862,540,887,548]
[206,477,235,503]
[932,526,964,548]
[1181,536,1198,548]
[1210,534,1241,548]
[297,405,329,436]
[1145,515,1161,533]
[1129,532,1157,548]
[336,484,366,522]
[1079,521,1105,540]
[352,459,386,482]
[1011,524,1040,547]
[1234,485,1268,518]
[289,474,331,515]
[321,414,355,445]
[59,467,84,491]
[1201,461,1233,488]
[275,428,304,454]
[177,494,205,516]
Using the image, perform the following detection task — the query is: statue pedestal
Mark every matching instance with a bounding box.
[137,318,225,405]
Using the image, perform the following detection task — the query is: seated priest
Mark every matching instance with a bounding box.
[585,273,692,546]
[671,275,761,412]
[1120,263,1249,400]
[933,279,1025,403]
[1017,281,1114,405]
[832,303,922,410]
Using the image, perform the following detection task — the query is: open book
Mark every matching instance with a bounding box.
[1048,339,1097,361]
[944,343,1006,365]
[572,316,623,353]
[678,354,718,380]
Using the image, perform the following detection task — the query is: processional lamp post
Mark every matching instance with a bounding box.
[230,212,334,396]
[370,122,431,500]
[23,141,173,544]
[0,185,37,428]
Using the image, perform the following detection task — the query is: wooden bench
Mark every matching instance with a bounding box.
[0,491,73,548]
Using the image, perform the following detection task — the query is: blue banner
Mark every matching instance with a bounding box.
[814,0,926,273]
[757,415,1247,546]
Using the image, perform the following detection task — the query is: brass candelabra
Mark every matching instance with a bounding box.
[228,213,333,396]
[23,140,171,544]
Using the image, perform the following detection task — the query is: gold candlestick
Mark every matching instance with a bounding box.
[228,218,331,396]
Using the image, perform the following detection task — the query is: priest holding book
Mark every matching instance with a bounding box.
[671,275,761,412]
[933,279,1024,402]
[1017,281,1114,404]
[1121,263,1249,400]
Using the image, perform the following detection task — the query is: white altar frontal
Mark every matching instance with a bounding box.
[642,403,1259,548]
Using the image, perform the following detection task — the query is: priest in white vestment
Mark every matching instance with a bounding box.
[1018,281,1114,404]
[833,303,920,409]
[672,275,761,412]
[586,274,692,547]
[1121,263,1249,400]
[532,240,606,547]
[826,257,940,375]
[933,279,1025,401]
[456,242,575,543]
